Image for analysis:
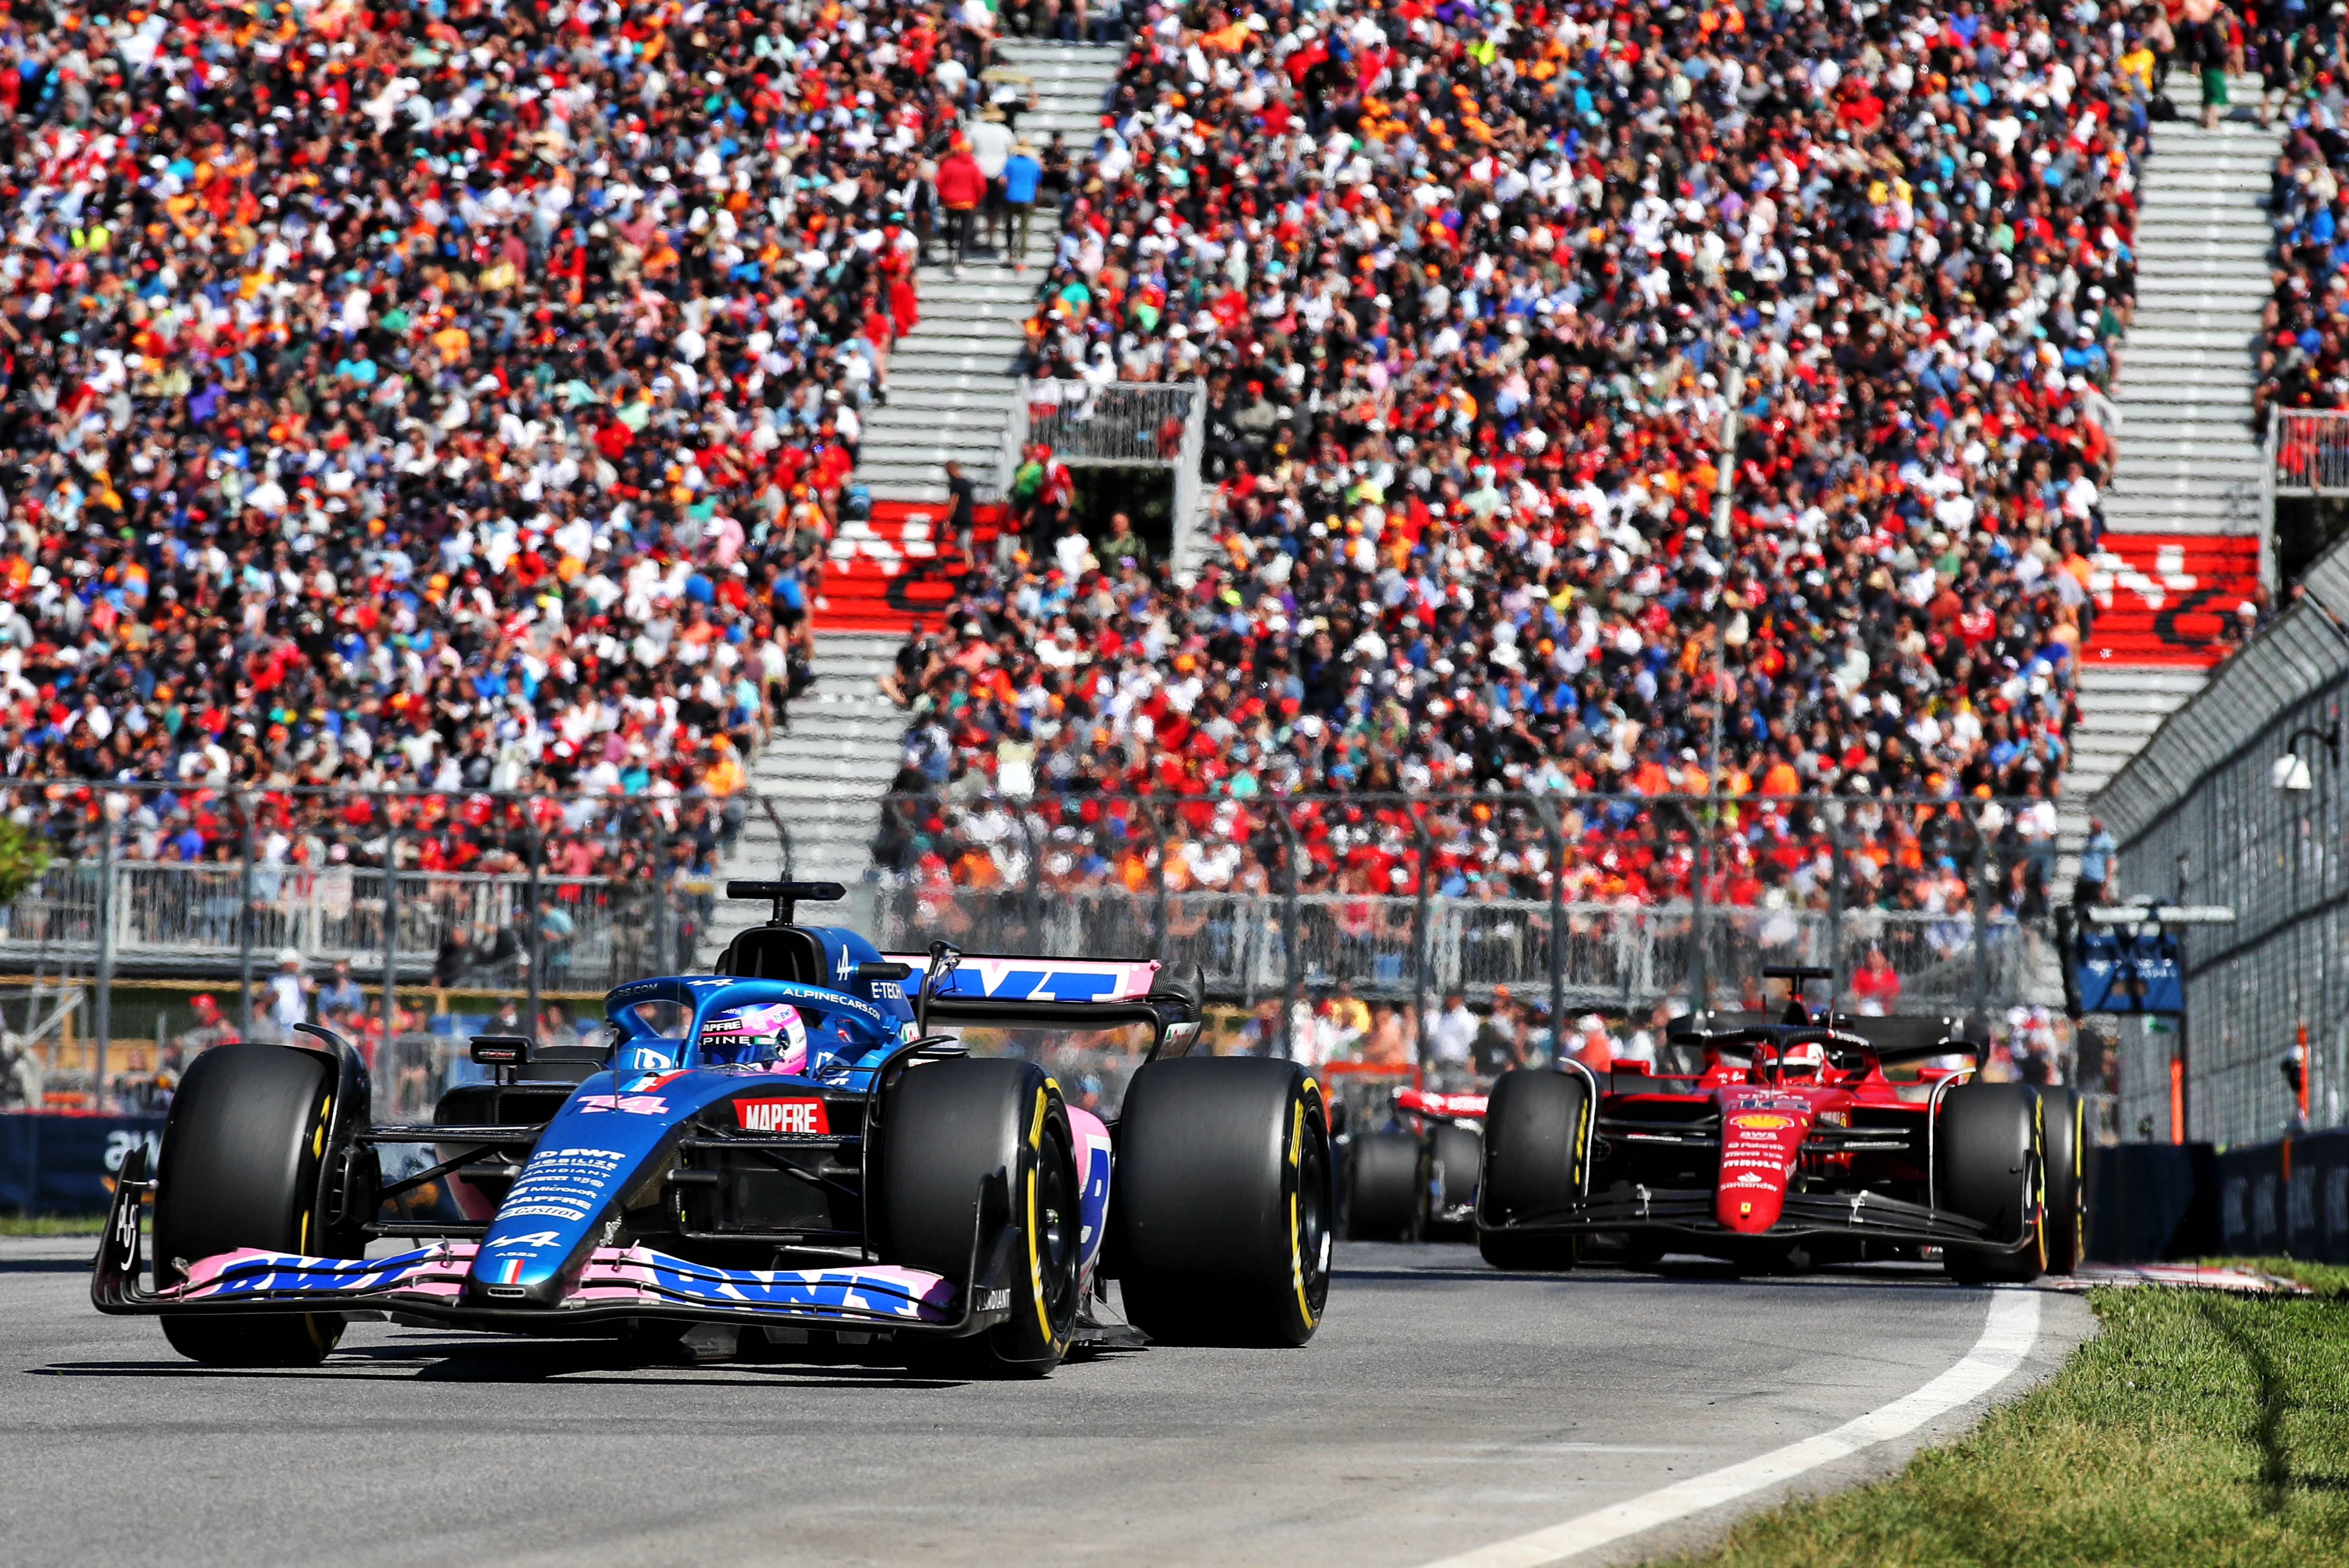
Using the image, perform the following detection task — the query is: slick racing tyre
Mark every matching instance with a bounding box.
[1936,1081,2047,1284]
[2038,1086,2086,1276]
[1476,1068,1589,1272]
[1424,1122,1483,1240]
[880,1057,1080,1377]
[1341,1130,1425,1241]
[1115,1057,1331,1347]
[153,1044,350,1366]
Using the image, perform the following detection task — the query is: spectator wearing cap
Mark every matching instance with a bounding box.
[269,950,315,1040]
[1003,139,1045,275]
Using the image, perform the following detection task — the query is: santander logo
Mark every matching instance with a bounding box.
[738,1098,830,1134]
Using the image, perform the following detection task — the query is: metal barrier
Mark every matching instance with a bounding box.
[0,781,791,1114]
[0,781,2082,1113]
[2269,408,2349,495]
[1019,381,1201,466]
[863,789,2076,1079]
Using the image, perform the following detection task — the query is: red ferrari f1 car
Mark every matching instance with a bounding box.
[1471,967,2084,1281]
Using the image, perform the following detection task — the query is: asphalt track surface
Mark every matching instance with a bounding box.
[3,1237,2094,1568]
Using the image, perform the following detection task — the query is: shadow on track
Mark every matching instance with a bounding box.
[29,1356,970,1389]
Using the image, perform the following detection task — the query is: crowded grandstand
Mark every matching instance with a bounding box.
[0,0,2258,1086]
[881,0,2149,922]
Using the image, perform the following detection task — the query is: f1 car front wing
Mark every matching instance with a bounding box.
[91,1150,1019,1339]
[1475,1183,2007,1251]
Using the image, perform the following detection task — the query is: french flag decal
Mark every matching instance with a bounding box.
[501,1258,525,1285]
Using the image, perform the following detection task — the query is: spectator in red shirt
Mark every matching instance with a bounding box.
[934,143,989,278]
[1850,947,1903,1018]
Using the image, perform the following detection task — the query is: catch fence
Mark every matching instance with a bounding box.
[0,780,792,1119]
[2099,535,2349,1148]
[863,788,2077,1091]
[0,781,2091,1125]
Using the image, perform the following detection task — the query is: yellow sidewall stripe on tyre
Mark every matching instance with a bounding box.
[305,1092,338,1356]
[1027,1164,1054,1345]
[1288,1089,1317,1330]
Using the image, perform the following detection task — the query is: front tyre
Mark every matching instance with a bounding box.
[1937,1082,2047,1284]
[1476,1068,1589,1271]
[1116,1057,1332,1347]
[153,1044,349,1366]
[880,1057,1080,1376]
[2039,1086,2086,1275]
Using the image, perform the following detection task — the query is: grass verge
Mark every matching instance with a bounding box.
[0,1214,106,1235]
[1650,1272,2349,1567]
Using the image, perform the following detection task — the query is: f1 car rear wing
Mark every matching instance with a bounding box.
[887,947,1206,1059]
[1828,1014,1985,1065]
[1665,1010,1983,1066]
[884,951,1162,1004]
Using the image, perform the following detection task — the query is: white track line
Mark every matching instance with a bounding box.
[1414,1289,2043,1568]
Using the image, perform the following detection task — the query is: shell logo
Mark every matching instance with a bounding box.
[1731,1113,1796,1131]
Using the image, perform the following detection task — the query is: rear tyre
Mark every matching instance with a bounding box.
[1424,1122,1483,1239]
[1115,1057,1331,1347]
[1476,1069,1589,1272]
[1936,1082,2046,1284]
[1342,1131,1425,1241]
[153,1044,348,1366]
[879,1057,1080,1376]
[2039,1087,2086,1275]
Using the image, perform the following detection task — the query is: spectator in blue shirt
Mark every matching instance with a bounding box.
[2076,817,2117,908]
[1003,140,1043,275]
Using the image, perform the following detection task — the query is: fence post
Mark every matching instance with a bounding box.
[1971,806,1993,1037]
[93,800,112,1111]
[1539,794,1566,1047]
[1408,805,1433,1044]
[1689,789,1709,1010]
[525,797,543,1045]
[1275,808,1301,1059]
[2261,415,2278,595]
[381,794,400,1052]
[1019,807,1044,954]
[1171,379,1207,573]
[1826,806,1845,1004]
[1148,798,1169,956]
[653,816,673,974]
[236,788,255,1041]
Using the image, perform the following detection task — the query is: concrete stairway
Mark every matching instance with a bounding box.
[854,42,1122,507]
[2065,90,2278,866]
[2065,666,2216,803]
[2101,105,2274,539]
[740,634,907,887]
[704,43,1124,922]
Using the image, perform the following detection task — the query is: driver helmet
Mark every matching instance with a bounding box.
[1780,1038,1828,1080]
[698,1003,810,1071]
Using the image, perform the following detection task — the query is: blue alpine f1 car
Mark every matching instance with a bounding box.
[94,882,1334,1375]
